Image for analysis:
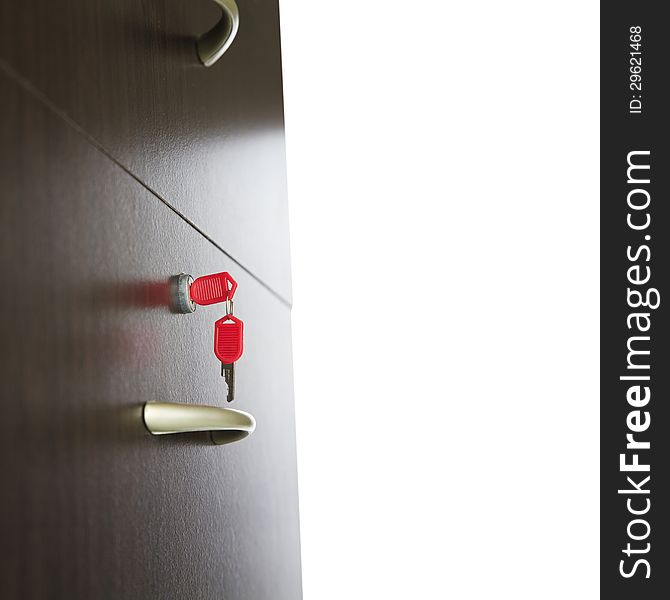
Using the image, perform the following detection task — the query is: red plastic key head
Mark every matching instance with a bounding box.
[214,314,244,363]
[190,272,238,306]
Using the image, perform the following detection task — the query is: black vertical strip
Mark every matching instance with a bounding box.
[602,4,669,595]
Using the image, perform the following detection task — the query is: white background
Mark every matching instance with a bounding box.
[280,1,599,597]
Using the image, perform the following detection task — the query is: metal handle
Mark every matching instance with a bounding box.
[143,402,255,445]
[197,0,240,67]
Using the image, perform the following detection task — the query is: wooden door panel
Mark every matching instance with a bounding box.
[0,0,292,301]
[0,67,301,600]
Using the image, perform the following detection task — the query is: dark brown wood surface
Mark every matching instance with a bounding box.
[0,0,292,303]
[0,66,302,600]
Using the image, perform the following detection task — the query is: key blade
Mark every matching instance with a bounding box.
[221,362,235,403]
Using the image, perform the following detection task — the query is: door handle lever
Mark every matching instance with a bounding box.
[143,402,255,445]
[197,0,240,67]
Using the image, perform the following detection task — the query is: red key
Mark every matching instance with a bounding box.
[190,272,238,306]
[215,314,244,402]
[214,314,244,364]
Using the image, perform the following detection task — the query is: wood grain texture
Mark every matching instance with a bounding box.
[0,0,292,302]
[0,69,301,600]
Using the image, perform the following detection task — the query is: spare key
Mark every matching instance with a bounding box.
[214,313,244,402]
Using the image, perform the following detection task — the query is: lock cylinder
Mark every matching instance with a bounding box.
[170,273,197,314]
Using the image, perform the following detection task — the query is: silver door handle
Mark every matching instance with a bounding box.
[143,402,255,445]
[197,0,240,67]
